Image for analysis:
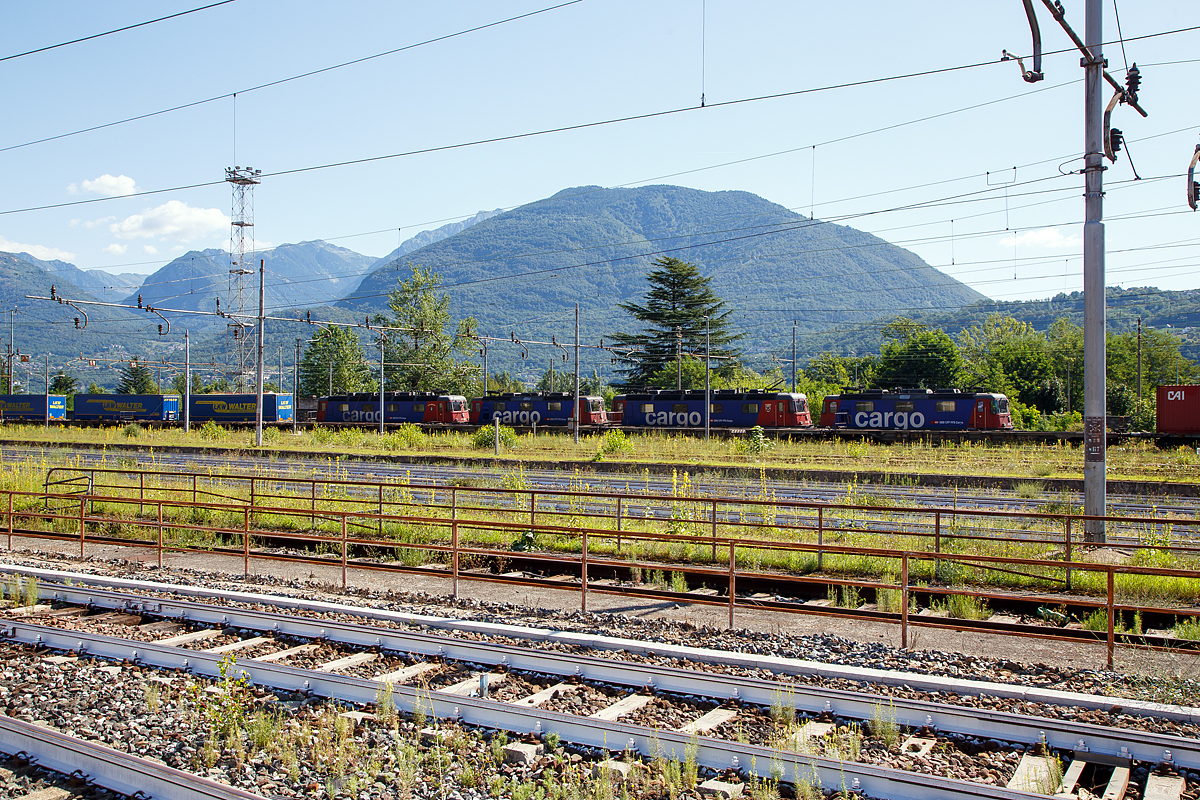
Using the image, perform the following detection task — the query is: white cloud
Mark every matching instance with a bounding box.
[0,235,75,261]
[83,216,115,229]
[998,228,1081,249]
[110,200,229,242]
[103,244,128,256]
[67,174,138,197]
[142,245,158,255]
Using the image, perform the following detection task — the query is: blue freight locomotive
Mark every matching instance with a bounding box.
[73,394,180,422]
[468,392,607,426]
[317,392,469,425]
[612,390,812,428]
[819,389,1012,430]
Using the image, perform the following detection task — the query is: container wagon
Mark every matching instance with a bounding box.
[819,389,1012,430]
[73,394,180,422]
[1156,385,1200,438]
[614,390,811,428]
[317,392,468,425]
[469,392,606,426]
[189,393,293,424]
[0,394,66,422]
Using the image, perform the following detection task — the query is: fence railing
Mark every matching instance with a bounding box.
[16,466,1200,667]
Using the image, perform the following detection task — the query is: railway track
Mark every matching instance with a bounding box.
[0,715,259,800]
[1,565,1196,800]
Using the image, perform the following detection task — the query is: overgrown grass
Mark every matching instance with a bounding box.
[1,424,1196,483]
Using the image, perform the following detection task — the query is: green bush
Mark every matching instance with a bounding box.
[122,423,144,438]
[261,426,281,444]
[199,421,225,441]
[735,426,774,458]
[382,423,426,451]
[471,424,517,450]
[598,428,634,457]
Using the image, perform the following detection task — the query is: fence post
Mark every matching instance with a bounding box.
[452,488,459,600]
[816,506,824,571]
[1107,566,1115,669]
[6,493,11,550]
[79,496,86,559]
[243,507,250,578]
[934,511,941,555]
[192,474,197,506]
[139,472,145,515]
[250,476,256,514]
[581,530,589,614]
[711,499,718,563]
[530,491,536,532]
[901,552,910,650]
[616,496,623,554]
[341,514,348,591]
[379,485,384,538]
[310,480,317,531]
[727,541,736,628]
[157,501,163,569]
[1065,518,1073,590]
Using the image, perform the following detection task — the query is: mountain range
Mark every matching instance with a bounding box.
[1,183,1193,388]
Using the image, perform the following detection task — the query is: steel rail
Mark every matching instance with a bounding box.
[0,619,1072,800]
[11,565,1199,718]
[15,575,1200,768]
[0,714,261,799]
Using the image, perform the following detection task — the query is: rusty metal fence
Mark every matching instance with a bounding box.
[9,465,1200,667]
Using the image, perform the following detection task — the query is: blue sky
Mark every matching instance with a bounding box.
[1,0,1198,311]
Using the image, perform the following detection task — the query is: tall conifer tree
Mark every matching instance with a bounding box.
[611,257,741,388]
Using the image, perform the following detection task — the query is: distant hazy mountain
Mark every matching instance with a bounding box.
[11,252,142,303]
[340,185,986,368]
[128,240,376,320]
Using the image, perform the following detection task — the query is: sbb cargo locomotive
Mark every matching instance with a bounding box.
[318,392,469,425]
[470,392,606,426]
[819,389,1013,430]
[612,390,812,428]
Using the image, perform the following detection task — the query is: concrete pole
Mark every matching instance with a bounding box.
[255,258,265,448]
[1136,316,1142,401]
[1082,0,1106,543]
[791,323,797,394]
[482,340,488,395]
[184,331,191,433]
[705,315,711,441]
[573,302,580,444]
[379,335,386,437]
[293,338,300,436]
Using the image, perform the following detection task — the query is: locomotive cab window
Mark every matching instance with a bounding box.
[710,403,722,414]
[936,401,956,412]
[855,402,873,413]
[673,403,688,413]
[793,400,807,413]
[386,404,397,412]
[997,398,1009,413]
[742,403,759,414]
[339,404,349,412]
[640,403,655,413]
[413,403,425,412]
[589,400,601,412]
[493,402,506,412]
[452,400,464,411]
[990,400,1000,414]
[548,402,561,411]
[895,401,915,413]
[473,401,481,411]
[614,401,625,411]
[826,400,837,412]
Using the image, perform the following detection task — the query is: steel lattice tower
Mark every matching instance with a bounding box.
[226,166,261,391]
